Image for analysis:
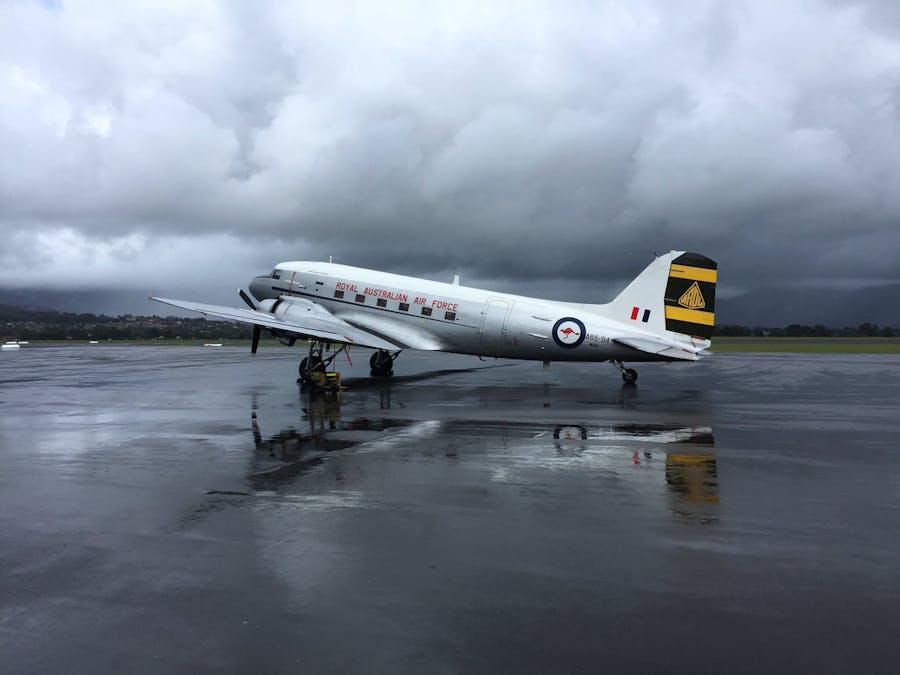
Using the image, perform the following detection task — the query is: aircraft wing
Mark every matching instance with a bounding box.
[334,310,445,351]
[150,296,402,351]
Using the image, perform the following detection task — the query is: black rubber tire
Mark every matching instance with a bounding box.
[369,351,393,377]
[298,356,325,383]
[622,368,638,384]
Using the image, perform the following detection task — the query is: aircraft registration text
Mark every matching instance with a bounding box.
[335,281,457,312]
[364,287,410,302]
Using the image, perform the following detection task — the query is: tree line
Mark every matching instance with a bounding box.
[714,323,896,337]
[1,305,250,341]
[2,305,897,341]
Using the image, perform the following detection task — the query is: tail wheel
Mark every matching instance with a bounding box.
[622,368,638,384]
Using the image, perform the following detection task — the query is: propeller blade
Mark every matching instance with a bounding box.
[239,288,257,310]
[251,325,261,355]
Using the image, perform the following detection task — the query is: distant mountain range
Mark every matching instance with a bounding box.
[0,288,157,316]
[2,283,899,328]
[715,284,900,328]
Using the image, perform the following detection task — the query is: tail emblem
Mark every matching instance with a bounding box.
[664,253,717,339]
[678,282,706,310]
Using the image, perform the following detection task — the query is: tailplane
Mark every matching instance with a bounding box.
[601,251,717,339]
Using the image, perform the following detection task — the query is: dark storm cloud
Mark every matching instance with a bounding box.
[1,0,899,307]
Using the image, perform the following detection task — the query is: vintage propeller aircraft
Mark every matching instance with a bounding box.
[151,250,716,386]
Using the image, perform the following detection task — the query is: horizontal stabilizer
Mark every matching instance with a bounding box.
[613,336,706,361]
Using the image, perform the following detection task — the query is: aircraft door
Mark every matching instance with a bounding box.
[480,298,510,344]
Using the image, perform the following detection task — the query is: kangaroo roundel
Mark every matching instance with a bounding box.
[552,317,586,348]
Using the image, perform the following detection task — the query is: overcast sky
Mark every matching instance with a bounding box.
[2,0,899,310]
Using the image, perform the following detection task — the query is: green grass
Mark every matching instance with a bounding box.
[711,337,900,353]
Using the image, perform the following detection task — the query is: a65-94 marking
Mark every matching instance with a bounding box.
[587,333,610,344]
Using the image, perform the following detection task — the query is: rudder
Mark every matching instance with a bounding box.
[663,252,717,339]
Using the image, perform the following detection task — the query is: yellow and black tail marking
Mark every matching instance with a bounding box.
[664,252,717,338]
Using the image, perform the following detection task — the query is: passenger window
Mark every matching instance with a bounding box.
[334,290,344,299]
[444,311,456,321]
[355,294,366,303]
[421,307,432,316]
[377,298,387,308]
[399,302,409,312]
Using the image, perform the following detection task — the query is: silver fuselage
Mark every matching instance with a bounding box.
[249,262,669,363]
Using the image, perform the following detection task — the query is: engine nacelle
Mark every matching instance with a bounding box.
[257,297,335,347]
[275,332,297,346]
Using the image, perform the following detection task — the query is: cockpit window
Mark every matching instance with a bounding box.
[271,269,281,280]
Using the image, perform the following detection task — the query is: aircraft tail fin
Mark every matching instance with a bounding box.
[602,251,717,340]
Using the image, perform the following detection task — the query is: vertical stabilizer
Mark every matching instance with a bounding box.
[601,251,717,339]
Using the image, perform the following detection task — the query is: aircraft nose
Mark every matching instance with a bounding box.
[249,275,273,302]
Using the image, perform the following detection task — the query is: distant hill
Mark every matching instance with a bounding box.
[2,282,899,328]
[0,288,153,315]
[717,284,900,328]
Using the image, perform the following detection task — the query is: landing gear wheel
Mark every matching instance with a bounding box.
[298,356,325,384]
[370,350,394,377]
[622,368,638,384]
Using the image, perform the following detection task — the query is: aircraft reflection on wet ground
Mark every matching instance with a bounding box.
[543,423,718,522]
[5,348,899,673]
[246,379,719,523]
[247,396,411,490]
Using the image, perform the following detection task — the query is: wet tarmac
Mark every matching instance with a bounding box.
[1,345,898,674]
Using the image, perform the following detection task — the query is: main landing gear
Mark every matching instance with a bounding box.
[611,360,638,384]
[370,349,401,377]
[298,340,348,390]
[297,343,402,388]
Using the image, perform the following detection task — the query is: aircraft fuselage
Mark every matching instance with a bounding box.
[248,261,668,363]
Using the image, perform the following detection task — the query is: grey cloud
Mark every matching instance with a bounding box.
[1,0,900,313]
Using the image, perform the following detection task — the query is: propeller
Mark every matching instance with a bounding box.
[239,288,257,310]
[240,289,261,355]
